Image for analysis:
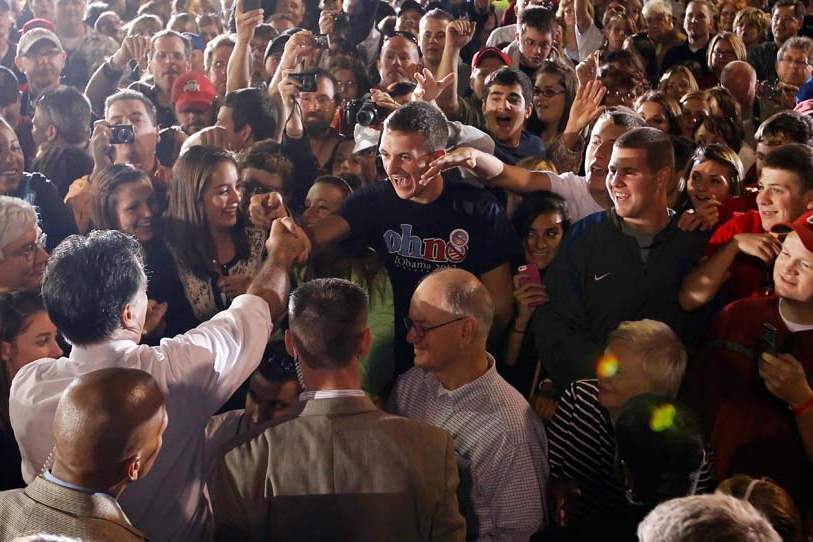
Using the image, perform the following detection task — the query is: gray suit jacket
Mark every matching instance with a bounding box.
[0,476,148,541]
[211,395,465,542]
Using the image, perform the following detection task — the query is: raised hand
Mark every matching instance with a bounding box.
[248,192,288,230]
[413,68,455,103]
[678,198,722,231]
[111,35,150,71]
[234,0,264,43]
[420,147,481,184]
[564,79,606,135]
[143,299,168,337]
[445,19,475,50]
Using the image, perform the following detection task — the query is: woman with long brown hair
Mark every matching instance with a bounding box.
[164,146,266,325]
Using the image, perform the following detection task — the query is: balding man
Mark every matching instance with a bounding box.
[0,368,167,541]
[721,61,757,143]
[390,268,548,541]
[211,278,465,541]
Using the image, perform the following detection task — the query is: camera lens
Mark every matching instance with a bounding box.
[356,104,377,127]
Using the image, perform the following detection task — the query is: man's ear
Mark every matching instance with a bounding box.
[237,124,253,146]
[357,327,372,360]
[284,329,296,359]
[125,454,141,482]
[460,316,477,345]
[525,104,533,120]
[804,189,813,210]
[0,341,11,362]
[45,124,58,142]
[13,56,23,72]
[120,302,137,329]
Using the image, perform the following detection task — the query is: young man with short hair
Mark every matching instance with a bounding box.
[534,127,707,387]
[482,67,544,166]
[662,0,717,81]
[305,102,517,377]
[503,6,556,81]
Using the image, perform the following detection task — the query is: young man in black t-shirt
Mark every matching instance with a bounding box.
[305,101,518,375]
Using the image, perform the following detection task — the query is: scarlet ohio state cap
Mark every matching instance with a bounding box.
[171,72,216,112]
[471,47,511,69]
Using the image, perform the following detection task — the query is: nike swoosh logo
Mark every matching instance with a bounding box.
[594,273,611,281]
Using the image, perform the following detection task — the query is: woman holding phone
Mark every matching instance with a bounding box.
[503,192,570,398]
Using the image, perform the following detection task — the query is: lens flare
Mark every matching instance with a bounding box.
[650,403,676,432]
[596,353,619,379]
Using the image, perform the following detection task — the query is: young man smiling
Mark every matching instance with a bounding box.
[304,101,517,376]
[532,127,707,387]
[482,67,544,167]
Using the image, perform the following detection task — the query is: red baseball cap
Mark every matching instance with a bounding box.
[772,210,813,253]
[21,18,56,34]
[171,72,216,112]
[472,47,511,69]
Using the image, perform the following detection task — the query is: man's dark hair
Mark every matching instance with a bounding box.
[484,67,534,110]
[36,86,92,145]
[384,101,449,152]
[616,394,706,506]
[105,88,158,127]
[773,0,805,21]
[288,278,368,370]
[596,106,647,131]
[756,111,813,145]
[0,66,18,107]
[151,29,192,60]
[42,230,145,346]
[615,126,676,173]
[223,88,277,141]
[763,143,813,193]
[519,5,556,34]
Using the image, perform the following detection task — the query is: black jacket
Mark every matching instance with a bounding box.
[533,209,708,388]
[10,172,77,251]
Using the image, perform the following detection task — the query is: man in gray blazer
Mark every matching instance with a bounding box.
[0,368,167,541]
[210,278,466,542]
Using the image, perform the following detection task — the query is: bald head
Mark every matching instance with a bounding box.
[416,268,495,339]
[53,368,166,488]
[721,61,757,109]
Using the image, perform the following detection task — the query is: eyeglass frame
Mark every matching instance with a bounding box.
[0,230,47,262]
[403,315,468,339]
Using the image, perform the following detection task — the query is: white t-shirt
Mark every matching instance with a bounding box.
[547,171,605,221]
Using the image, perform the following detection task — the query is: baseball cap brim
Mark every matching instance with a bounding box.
[771,210,813,252]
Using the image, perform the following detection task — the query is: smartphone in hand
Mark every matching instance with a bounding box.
[518,263,542,286]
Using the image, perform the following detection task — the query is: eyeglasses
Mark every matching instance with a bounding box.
[5,231,46,262]
[403,316,467,340]
[779,55,811,67]
[533,87,566,99]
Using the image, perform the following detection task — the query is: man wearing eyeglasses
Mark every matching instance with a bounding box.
[748,0,804,83]
[390,267,548,541]
[14,28,66,119]
[759,36,813,120]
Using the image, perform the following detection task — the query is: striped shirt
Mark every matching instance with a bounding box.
[546,379,715,522]
[391,356,548,541]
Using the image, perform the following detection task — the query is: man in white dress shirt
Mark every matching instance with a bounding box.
[9,217,307,542]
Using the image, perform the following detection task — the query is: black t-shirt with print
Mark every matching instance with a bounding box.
[339,175,520,373]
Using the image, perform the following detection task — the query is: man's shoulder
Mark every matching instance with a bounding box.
[711,210,763,242]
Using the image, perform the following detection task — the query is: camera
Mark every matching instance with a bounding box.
[340,98,390,135]
[109,124,135,144]
[289,72,318,93]
[313,34,329,49]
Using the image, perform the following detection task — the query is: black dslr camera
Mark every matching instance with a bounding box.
[340,98,390,136]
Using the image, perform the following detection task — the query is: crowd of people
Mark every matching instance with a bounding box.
[0,0,809,538]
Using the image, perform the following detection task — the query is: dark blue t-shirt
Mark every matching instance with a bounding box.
[494,131,546,166]
[339,176,520,373]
